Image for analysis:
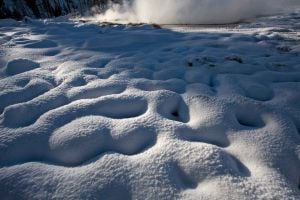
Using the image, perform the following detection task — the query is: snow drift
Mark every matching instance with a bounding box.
[94,0,300,24]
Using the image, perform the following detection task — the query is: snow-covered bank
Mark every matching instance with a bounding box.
[0,11,300,199]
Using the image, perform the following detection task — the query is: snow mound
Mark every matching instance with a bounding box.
[5,59,40,75]
[0,11,300,199]
[24,40,58,49]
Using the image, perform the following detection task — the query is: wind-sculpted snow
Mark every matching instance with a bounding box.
[0,12,300,199]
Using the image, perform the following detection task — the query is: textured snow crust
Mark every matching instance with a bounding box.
[0,12,300,199]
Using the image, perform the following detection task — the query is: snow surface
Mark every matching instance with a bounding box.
[0,11,300,199]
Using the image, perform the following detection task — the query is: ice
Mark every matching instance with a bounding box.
[0,11,300,199]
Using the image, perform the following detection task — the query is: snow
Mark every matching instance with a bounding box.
[5,58,40,75]
[0,11,300,199]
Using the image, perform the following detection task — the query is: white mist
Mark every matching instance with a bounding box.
[94,0,300,24]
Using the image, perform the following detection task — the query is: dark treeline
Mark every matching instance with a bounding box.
[0,0,122,19]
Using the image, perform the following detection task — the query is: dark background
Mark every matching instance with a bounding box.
[0,0,122,19]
